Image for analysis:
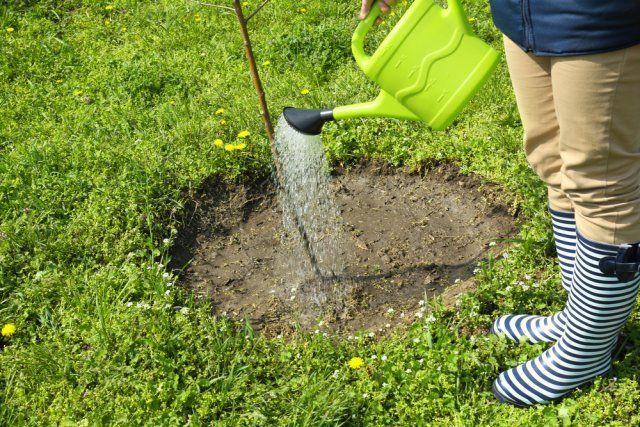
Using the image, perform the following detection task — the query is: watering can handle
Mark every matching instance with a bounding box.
[352,0,468,75]
[351,2,382,74]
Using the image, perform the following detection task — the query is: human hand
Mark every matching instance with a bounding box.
[359,0,397,20]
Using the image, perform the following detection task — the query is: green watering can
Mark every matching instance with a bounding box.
[283,0,499,134]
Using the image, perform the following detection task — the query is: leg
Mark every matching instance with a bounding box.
[552,44,640,245]
[503,36,576,292]
[503,36,572,213]
[504,34,577,290]
[490,38,577,344]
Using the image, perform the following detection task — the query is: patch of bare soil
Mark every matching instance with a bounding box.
[170,163,517,336]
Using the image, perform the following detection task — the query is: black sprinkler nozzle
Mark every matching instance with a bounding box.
[283,107,335,135]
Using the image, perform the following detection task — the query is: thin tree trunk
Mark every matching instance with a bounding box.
[233,0,323,280]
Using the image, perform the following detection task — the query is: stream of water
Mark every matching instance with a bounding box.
[274,115,345,308]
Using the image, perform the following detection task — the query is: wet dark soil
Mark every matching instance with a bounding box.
[170,163,517,336]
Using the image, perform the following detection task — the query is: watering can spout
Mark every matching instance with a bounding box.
[283,107,335,135]
[333,90,420,123]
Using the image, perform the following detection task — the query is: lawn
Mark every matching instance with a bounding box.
[2,0,640,425]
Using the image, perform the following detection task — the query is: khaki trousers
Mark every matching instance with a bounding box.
[504,36,640,245]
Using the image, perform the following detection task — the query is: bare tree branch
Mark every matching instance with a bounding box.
[246,0,272,21]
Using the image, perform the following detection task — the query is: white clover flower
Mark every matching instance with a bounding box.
[385,323,391,328]
[348,335,354,340]
[162,272,170,279]
[418,300,425,307]
[332,370,339,378]
[126,301,133,307]
[405,368,412,373]
[489,241,496,247]
[165,289,171,295]
[382,382,388,388]
[505,286,512,292]
[381,355,387,361]
[413,338,420,343]
[400,312,405,318]
[418,358,424,364]
[387,308,395,314]
[318,320,324,327]
[362,393,369,399]
[162,238,170,244]
[368,332,375,338]
[525,274,532,280]
[371,355,378,360]
[502,252,509,259]
[426,315,436,323]
[522,285,530,291]
[314,329,319,334]
[473,268,480,274]
[415,311,424,318]
[179,307,189,315]
[322,332,328,337]
[277,334,283,339]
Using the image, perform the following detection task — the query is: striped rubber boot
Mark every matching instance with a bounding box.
[492,232,640,407]
[491,208,576,343]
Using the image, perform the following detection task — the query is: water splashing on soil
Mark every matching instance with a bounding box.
[170,160,518,336]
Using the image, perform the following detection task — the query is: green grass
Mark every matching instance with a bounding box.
[2,0,640,425]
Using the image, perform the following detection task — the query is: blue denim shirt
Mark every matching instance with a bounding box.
[489,0,640,56]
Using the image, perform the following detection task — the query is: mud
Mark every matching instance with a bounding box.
[170,163,517,336]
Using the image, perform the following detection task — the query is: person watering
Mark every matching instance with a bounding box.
[359,0,640,407]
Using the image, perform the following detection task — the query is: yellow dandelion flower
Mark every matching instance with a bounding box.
[195,14,202,22]
[300,89,310,95]
[105,5,114,11]
[468,17,476,23]
[214,139,224,147]
[298,7,307,13]
[348,357,364,369]
[6,27,14,33]
[215,108,225,115]
[55,79,63,83]
[224,143,235,151]
[237,130,251,138]
[262,60,271,66]
[219,119,227,125]
[234,143,246,150]
[390,11,396,16]
[105,19,111,26]
[243,1,249,6]
[2,323,16,337]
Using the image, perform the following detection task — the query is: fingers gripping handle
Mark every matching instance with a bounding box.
[352,2,382,74]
